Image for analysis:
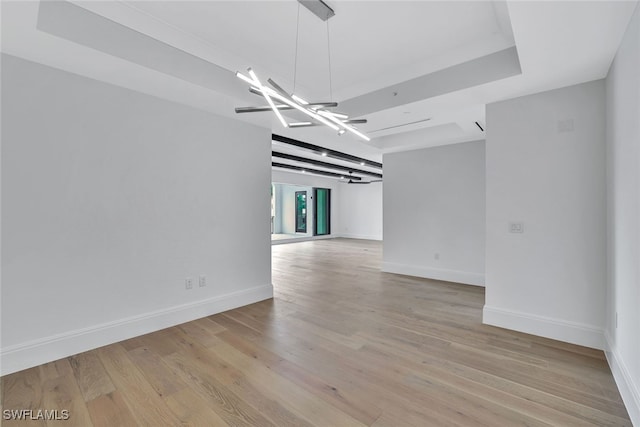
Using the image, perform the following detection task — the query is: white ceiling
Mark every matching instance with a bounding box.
[123,0,515,101]
[1,0,638,164]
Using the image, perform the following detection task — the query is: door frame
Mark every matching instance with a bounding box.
[295,190,307,233]
[313,188,331,236]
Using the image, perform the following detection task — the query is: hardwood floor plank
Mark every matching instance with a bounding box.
[1,367,46,427]
[164,350,278,427]
[209,335,368,427]
[225,375,316,427]
[41,373,93,427]
[38,360,73,383]
[1,238,632,426]
[86,391,138,427]
[96,344,182,426]
[362,339,630,426]
[68,352,115,402]
[165,327,315,426]
[216,329,383,426]
[120,327,185,356]
[126,346,188,398]
[177,318,224,347]
[163,387,229,426]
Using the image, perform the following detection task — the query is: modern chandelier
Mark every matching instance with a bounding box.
[234,0,370,142]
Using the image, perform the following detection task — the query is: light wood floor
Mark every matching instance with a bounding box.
[1,239,631,426]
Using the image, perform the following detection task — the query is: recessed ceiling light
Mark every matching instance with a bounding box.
[301,169,306,173]
[360,162,365,166]
[321,152,328,156]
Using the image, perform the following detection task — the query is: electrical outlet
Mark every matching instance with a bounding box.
[185,277,193,290]
[509,222,524,233]
[199,275,206,287]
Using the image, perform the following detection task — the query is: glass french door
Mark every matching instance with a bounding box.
[295,191,307,233]
[314,188,330,236]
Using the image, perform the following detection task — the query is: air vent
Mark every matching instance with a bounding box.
[369,118,431,133]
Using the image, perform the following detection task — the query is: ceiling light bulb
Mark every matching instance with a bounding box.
[302,169,306,173]
[360,162,365,166]
[321,152,328,156]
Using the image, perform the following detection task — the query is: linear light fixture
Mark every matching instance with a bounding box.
[247,69,287,129]
[291,94,309,105]
[234,1,370,141]
[235,69,371,141]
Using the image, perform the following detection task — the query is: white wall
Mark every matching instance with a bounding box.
[273,184,283,234]
[605,3,640,424]
[337,182,383,240]
[383,141,486,286]
[1,55,273,375]
[484,80,606,350]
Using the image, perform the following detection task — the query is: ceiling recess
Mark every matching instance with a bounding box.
[273,162,359,180]
[273,134,383,169]
[272,152,383,179]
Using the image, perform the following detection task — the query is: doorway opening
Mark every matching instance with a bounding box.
[271,183,331,243]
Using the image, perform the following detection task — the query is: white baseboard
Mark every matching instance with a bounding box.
[339,233,383,241]
[382,261,484,286]
[271,235,334,245]
[271,234,382,245]
[605,332,640,426]
[482,305,605,350]
[1,284,273,376]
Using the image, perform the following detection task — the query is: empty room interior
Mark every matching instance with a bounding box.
[1,0,640,426]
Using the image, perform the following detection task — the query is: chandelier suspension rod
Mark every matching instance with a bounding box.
[293,2,301,95]
[327,19,333,101]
